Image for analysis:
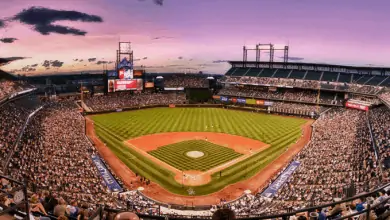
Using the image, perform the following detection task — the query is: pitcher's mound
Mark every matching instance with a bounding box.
[186,151,205,158]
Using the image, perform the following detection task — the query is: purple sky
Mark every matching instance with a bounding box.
[1,0,389,75]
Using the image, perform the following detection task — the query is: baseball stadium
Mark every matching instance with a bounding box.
[2,1,390,219]
[2,39,390,220]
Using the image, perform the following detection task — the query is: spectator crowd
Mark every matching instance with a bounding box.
[370,107,390,174]
[221,76,383,95]
[162,75,209,88]
[1,83,390,219]
[85,92,187,111]
[224,108,385,217]
[7,101,123,209]
[271,102,328,114]
[217,86,336,105]
[0,80,32,100]
[379,90,390,105]
[0,96,40,164]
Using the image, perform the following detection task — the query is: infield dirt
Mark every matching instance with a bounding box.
[125,132,269,186]
[86,116,313,206]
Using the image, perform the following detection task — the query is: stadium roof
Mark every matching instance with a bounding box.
[228,61,390,71]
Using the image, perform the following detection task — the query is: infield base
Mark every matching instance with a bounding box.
[125,132,270,186]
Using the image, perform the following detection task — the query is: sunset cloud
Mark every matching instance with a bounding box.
[42,60,64,68]
[0,38,18,43]
[96,60,108,65]
[212,60,229,63]
[277,56,305,61]
[13,6,103,35]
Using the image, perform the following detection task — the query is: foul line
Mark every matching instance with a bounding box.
[124,140,270,181]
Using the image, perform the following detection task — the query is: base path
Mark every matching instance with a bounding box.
[127,132,268,154]
[125,132,269,186]
[86,117,313,206]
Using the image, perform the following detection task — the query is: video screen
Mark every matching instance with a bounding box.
[117,57,134,79]
[119,68,133,79]
[108,79,143,92]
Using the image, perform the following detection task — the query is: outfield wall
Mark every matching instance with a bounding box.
[83,104,224,115]
[83,103,317,119]
[213,94,340,107]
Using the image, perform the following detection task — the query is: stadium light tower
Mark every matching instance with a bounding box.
[242,43,289,68]
[116,42,134,72]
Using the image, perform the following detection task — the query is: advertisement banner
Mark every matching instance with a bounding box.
[220,96,228,102]
[346,102,369,111]
[264,101,274,106]
[108,79,115,93]
[231,98,237,103]
[164,87,184,91]
[91,155,123,192]
[261,161,300,198]
[212,95,221,100]
[246,99,256,105]
[269,87,277,92]
[133,70,143,77]
[110,79,143,92]
[145,82,155,88]
[237,98,246,104]
[256,100,264,105]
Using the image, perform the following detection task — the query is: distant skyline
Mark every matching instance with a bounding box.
[1,0,390,75]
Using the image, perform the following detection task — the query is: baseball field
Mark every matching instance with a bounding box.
[89,107,310,199]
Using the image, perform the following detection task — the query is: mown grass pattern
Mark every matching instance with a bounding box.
[91,108,307,195]
[149,140,242,171]
[92,108,304,143]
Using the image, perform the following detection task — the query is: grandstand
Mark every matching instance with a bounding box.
[224,61,389,94]
[1,54,390,220]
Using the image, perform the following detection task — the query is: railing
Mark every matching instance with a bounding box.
[98,182,390,220]
[366,113,380,161]
[3,105,44,173]
[0,175,30,220]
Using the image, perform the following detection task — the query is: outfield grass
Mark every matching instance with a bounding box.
[149,140,242,171]
[91,107,307,195]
